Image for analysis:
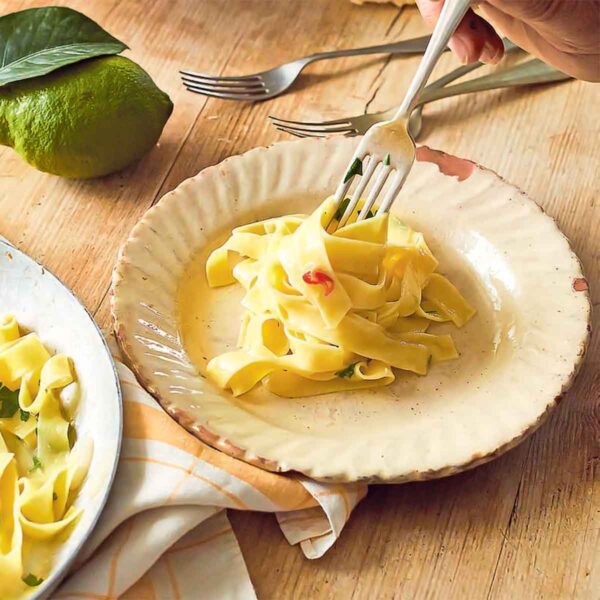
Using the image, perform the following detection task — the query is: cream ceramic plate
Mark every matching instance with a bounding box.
[112,138,590,483]
[0,237,122,599]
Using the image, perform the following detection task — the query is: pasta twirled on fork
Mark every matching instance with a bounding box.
[205,198,475,397]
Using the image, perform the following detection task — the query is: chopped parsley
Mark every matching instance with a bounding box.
[334,197,351,221]
[343,157,363,183]
[333,197,374,222]
[19,409,30,422]
[29,455,42,473]
[384,153,391,166]
[22,573,44,587]
[0,386,19,418]
[335,363,358,379]
[68,422,77,449]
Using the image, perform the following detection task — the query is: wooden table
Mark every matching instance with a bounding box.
[1,1,598,597]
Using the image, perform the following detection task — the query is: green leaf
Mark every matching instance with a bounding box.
[19,408,29,422]
[343,157,363,183]
[0,386,19,418]
[335,363,357,379]
[383,153,391,166]
[29,455,42,472]
[334,197,373,222]
[334,197,351,221]
[22,573,44,587]
[0,6,128,87]
[67,422,77,450]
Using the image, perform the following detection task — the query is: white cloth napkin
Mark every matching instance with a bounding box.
[55,360,367,599]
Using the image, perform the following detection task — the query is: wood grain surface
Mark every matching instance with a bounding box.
[0,1,597,598]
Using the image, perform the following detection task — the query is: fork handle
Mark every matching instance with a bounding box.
[417,59,571,105]
[394,0,471,120]
[304,35,437,64]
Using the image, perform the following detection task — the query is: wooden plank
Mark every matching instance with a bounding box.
[0,0,239,310]
[1,1,597,598]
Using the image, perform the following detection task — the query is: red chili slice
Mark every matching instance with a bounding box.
[302,269,334,296]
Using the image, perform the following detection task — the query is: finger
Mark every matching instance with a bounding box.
[415,0,504,64]
[481,0,600,55]
[479,2,600,81]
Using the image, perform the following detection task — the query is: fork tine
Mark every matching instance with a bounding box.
[358,164,391,220]
[273,122,356,136]
[376,170,410,216]
[183,81,267,94]
[269,115,353,128]
[181,74,265,89]
[184,82,267,96]
[179,70,262,84]
[183,83,269,101]
[274,126,328,139]
[338,157,378,227]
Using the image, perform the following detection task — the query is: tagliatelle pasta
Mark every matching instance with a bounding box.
[205,198,475,397]
[0,315,92,599]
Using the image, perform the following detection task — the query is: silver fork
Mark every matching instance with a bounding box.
[271,56,570,139]
[272,59,485,139]
[180,36,441,101]
[331,0,471,229]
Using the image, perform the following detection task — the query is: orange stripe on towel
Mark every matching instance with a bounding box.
[121,574,157,600]
[122,456,250,510]
[123,400,316,511]
[166,527,232,554]
[53,593,113,600]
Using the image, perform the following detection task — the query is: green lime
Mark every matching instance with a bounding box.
[0,55,173,178]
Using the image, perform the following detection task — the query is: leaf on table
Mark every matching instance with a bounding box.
[0,6,128,87]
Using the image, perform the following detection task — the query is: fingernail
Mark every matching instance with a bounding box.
[480,43,503,65]
[449,38,470,64]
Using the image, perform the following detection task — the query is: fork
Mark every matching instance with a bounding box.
[271,55,570,139]
[180,35,442,101]
[331,0,471,229]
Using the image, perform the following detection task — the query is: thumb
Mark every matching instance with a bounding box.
[415,0,504,64]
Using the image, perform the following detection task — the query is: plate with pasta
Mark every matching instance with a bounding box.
[0,238,121,599]
[112,137,590,482]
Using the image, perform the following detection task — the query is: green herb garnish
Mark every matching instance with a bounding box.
[334,197,351,221]
[67,422,77,450]
[334,197,374,222]
[29,455,42,472]
[0,386,19,418]
[343,157,363,183]
[22,573,44,587]
[335,363,357,379]
[19,409,30,422]
[384,153,391,166]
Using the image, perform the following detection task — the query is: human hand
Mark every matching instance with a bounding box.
[415,0,600,81]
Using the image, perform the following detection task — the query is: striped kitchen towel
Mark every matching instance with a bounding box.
[55,359,367,599]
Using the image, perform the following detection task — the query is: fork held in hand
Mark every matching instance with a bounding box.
[271,56,570,139]
[331,0,471,230]
[180,36,439,101]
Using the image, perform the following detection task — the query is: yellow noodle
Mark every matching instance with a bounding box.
[0,317,91,598]
[205,198,475,397]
